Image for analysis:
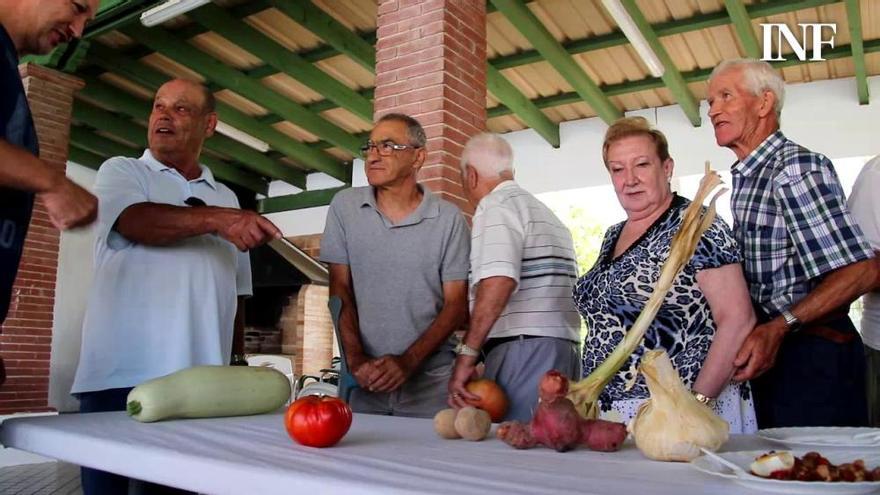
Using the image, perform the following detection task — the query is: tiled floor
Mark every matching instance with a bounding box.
[0,461,81,495]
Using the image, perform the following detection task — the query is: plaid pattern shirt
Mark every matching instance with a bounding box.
[730,130,873,318]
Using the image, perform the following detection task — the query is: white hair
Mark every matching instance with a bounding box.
[710,58,786,118]
[460,133,514,177]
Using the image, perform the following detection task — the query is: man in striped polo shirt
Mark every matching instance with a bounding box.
[447,133,581,421]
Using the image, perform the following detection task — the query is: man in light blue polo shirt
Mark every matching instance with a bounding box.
[321,113,470,418]
[72,79,280,495]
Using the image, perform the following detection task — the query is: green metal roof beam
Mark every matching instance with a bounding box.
[269,0,375,73]
[844,0,869,104]
[723,0,761,58]
[71,122,268,194]
[188,3,373,122]
[488,39,880,119]
[70,125,143,159]
[618,0,701,126]
[73,103,269,194]
[490,0,838,70]
[487,64,559,147]
[258,186,347,214]
[122,24,362,158]
[68,144,107,170]
[85,44,344,178]
[489,0,621,124]
[75,78,306,187]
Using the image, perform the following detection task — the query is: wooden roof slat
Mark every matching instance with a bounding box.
[86,43,342,179]
[122,23,357,174]
[490,0,622,124]
[79,75,307,188]
[189,3,373,122]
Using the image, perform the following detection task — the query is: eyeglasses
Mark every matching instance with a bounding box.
[359,140,421,157]
[184,197,206,207]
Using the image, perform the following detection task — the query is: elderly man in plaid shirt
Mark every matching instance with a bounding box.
[707,59,878,428]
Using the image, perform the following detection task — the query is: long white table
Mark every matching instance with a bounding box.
[0,411,776,494]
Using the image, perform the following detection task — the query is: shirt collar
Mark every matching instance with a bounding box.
[360,184,440,226]
[140,149,217,189]
[490,180,517,194]
[475,180,517,215]
[732,130,786,177]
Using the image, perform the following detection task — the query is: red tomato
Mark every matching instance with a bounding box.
[284,395,353,448]
[466,378,509,422]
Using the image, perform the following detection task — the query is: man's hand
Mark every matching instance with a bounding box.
[447,355,481,409]
[216,210,281,251]
[365,355,416,393]
[351,359,380,390]
[733,320,787,381]
[40,176,97,230]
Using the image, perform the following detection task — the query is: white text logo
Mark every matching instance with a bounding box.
[760,23,836,61]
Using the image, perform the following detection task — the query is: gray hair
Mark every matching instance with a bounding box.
[709,59,785,118]
[460,133,514,177]
[376,113,427,147]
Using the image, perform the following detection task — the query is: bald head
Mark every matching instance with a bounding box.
[148,79,218,177]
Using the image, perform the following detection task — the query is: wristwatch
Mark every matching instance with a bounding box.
[780,309,802,333]
[454,342,480,357]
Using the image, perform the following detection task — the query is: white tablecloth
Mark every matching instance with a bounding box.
[0,411,776,494]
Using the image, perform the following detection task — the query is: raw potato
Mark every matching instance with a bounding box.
[454,406,491,441]
[433,408,461,439]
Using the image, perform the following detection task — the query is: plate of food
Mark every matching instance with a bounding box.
[758,427,880,449]
[691,449,880,494]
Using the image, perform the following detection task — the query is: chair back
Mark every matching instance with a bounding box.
[328,295,358,402]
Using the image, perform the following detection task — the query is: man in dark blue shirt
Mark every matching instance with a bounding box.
[0,0,100,383]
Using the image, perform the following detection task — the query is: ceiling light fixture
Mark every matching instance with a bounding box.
[601,0,666,78]
[215,121,271,153]
[140,0,211,27]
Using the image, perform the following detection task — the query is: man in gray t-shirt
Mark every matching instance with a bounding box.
[320,113,470,418]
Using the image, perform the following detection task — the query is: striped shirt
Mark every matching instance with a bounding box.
[470,181,580,342]
[730,130,873,317]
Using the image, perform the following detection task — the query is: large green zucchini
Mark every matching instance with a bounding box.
[126,365,291,423]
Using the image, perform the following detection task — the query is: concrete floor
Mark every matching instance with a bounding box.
[0,461,81,495]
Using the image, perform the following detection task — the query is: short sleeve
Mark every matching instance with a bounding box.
[469,203,523,285]
[777,168,874,279]
[94,157,149,250]
[318,193,349,265]
[848,158,880,250]
[690,214,741,272]
[440,209,471,282]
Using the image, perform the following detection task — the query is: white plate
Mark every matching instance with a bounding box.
[691,449,880,494]
[758,427,880,449]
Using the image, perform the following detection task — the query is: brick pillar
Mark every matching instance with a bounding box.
[0,64,83,414]
[294,284,334,378]
[374,0,487,214]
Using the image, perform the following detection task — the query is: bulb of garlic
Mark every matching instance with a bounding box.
[629,350,729,461]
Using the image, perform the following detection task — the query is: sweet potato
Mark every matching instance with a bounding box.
[580,418,628,452]
[495,421,536,449]
[497,370,627,452]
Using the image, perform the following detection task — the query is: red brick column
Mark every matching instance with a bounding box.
[374,0,487,215]
[0,64,83,414]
